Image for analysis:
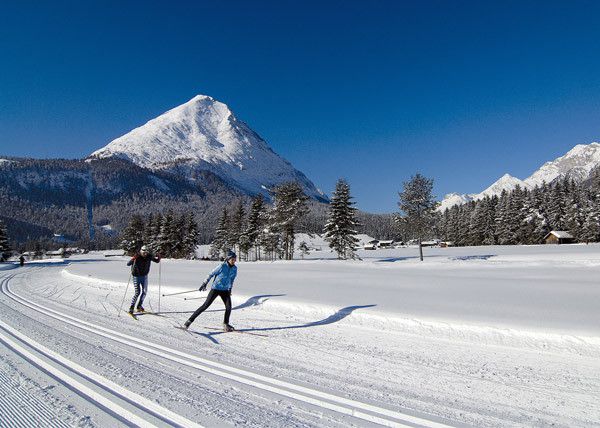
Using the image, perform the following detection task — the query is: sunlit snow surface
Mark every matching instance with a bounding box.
[2,244,599,427]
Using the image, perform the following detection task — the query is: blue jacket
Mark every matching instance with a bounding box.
[205,262,237,291]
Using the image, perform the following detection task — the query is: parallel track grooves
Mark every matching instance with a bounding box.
[1,268,455,428]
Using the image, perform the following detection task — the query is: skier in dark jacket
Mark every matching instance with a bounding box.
[19,255,25,267]
[184,250,237,332]
[127,245,160,314]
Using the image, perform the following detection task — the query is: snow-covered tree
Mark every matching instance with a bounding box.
[157,210,177,257]
[182,212,200,259]
[120,215,144,255]
[270,182,309,260]
[230,201,246,256]
[580,198,600,243]
[398,173,438,261]
[210,208,230,260]
[244,195,265,260]
[324,179,360,259]
[564,186,585,241]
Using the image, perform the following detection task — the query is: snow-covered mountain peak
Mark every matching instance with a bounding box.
[524,142,600,187]
[476,174,528,198]
[89,95,325,201]
[438,193,474,212]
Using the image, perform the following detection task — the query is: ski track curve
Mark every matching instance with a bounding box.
[0,272,203,428]
[0,267,455,428]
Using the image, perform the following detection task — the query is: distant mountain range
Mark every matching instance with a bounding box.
[3,93,600,245]
[439,142,600,211]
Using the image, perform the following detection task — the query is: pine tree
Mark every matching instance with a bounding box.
[157,210,176,257]
[547,180,567,230]
[580,198,600,243]
[170,213,186,258]
[230,201,246,256]
[529,185,550,243]
[182,212,200,259]
[210,208,229,260]
[468,200,486,246]
[564,186,585,241]
[146,213,163,253]
[120,215,145,255]
[324,179,360,259]
[398,173,438,260]
[494,190,512,245]
[270,182,309,260]
[260,219,281,261]
[244,195,265,261]
[482,196,498,245]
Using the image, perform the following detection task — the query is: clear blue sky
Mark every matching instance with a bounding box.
[2,1,600,213]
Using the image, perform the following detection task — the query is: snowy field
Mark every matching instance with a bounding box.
[1,244,599,427]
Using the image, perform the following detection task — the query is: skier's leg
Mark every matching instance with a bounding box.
[130,276,141,311]
[186,289,218,325]
[220,291,232,325]
[137,276,148,309]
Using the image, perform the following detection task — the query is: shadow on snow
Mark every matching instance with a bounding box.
[193,304,376,344]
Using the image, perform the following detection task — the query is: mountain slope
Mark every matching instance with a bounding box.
[524,142,600,187]
[90,95,327,202]
[0,157,242,244]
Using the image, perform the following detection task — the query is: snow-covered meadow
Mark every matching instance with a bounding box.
[1,243,599,427]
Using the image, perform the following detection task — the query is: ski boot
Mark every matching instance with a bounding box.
[183,320,191,330]
[128,306,134,315]
[223,323,235,332]
[136,306,146,313]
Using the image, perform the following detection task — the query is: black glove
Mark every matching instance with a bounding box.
[199,281,208,291]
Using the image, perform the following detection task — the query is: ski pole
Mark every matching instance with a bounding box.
[118,274,132,317]
[161,289,197,297]
[158,260,162,313]
[184,296,208,301]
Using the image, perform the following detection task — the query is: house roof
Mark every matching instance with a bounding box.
[544,231,574,239]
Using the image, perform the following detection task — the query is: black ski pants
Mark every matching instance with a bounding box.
[188,289,232,325]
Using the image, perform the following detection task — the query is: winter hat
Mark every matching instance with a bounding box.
[140,245,149,252]
[225,250,237,260]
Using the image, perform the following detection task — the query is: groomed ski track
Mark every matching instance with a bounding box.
[0,266,455,428]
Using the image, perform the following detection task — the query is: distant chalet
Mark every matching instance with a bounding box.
[543,231,574,245]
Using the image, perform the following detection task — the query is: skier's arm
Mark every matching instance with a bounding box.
[200,264,222,290]
[126,255,137,266]
[206,264,222,282]
[152,253,161,263]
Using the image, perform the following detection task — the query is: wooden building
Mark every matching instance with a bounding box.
[543,231,574,245]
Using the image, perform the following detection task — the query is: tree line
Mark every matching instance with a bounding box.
[117,172,600,263]
[211,180,362,261]
[437,177,600,246]
[120,210,200,258]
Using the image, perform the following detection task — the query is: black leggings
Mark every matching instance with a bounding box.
[188,289,232,325]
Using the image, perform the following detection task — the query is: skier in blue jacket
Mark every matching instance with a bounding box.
[184,250,237,331]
